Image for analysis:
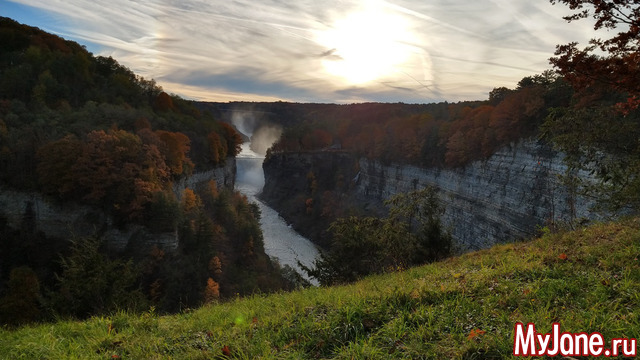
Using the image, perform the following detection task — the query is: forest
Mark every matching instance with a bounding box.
[2,0,639,326]
[0,17,292,326]
[253,0,640,285]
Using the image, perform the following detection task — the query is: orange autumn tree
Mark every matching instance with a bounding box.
[37,129,170,220]
[155,130,194,177]
[204,278,220,303]
[207,131,227,165]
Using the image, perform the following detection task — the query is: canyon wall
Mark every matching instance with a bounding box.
[263,140,601,251]
[0,158,236,251]
[356,139,600,250]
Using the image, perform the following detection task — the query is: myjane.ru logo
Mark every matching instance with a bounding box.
[513,323,637,357]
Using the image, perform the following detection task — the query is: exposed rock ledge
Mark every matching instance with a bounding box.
[0,158,235,251]
[262,140,603,252]
[356,139,601,250]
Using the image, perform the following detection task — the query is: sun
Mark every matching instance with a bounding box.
[317,5,415,85]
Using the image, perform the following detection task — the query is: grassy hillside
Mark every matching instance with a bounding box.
[2,219,639,359]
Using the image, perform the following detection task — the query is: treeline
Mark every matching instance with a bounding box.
[0,16,246,222]
[268,71,572,167]
[0,18,242,189]
[0,17,291,326]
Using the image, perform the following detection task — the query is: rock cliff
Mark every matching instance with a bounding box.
[357,139,600,250]
[262,140,601,251]
[0,158,236,251]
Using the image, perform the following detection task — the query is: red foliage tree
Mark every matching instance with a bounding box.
[550,0,640,112]
[154,91,174,112]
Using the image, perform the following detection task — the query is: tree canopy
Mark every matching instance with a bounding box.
[549,0,640,113]
[545,0,640,212]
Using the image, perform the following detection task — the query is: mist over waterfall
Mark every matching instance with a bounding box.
[233,116,319,284]
[231,111,283,156]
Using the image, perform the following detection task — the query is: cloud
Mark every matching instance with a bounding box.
[6,0,597,103]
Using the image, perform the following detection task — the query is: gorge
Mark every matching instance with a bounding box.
[262,138,603,251]
[235,143,320,283]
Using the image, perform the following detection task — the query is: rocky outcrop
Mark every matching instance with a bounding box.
[357,139,600,250]
[173,158,236,198]
[0,158,236,252]
[262,140,601,251]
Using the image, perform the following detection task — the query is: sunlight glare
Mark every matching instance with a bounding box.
[317,4,416,85]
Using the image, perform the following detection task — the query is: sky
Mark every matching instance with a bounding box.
[1,0,597,103]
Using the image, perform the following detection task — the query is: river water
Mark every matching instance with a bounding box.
[235,143,320,284]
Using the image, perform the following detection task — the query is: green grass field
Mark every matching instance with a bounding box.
[2,219,639,359]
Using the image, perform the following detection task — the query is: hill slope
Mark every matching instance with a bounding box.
[2,219,639,358]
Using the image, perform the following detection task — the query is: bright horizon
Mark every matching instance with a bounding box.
[2,0,596,103]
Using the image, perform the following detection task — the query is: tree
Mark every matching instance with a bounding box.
[543,103,640,211]
[37,130,170,220]
[219,123,243,157]
[207,131,227,165]
[303,216,401,285]
[145,191,180,233]
[36,134,83,198]
[154,91,174,112]
[489,87,513,105]
[52,236,146,318]
[549,0,640,112]
[203,278,220,303]
[0,266,41,325]
[155,130,194,177]
[445,130,469,167]
[305,188,451,285]
[545,0,640,211]
[385,186,452,263]
[181,188,201,214]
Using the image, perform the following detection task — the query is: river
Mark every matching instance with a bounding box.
[235,143,320,284]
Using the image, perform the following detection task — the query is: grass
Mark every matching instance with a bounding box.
[2,219,640,359]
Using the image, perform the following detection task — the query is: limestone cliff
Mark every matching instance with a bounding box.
[356,139,600,250]
[262,140,601,251]
[0,158,236,251]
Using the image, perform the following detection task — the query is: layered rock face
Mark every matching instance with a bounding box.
[357,139,600,250]
[263,140,600,251]
[0,158,236,251]
[172,159,236,198]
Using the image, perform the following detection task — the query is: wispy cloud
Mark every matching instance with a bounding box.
[5,0,596,103]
